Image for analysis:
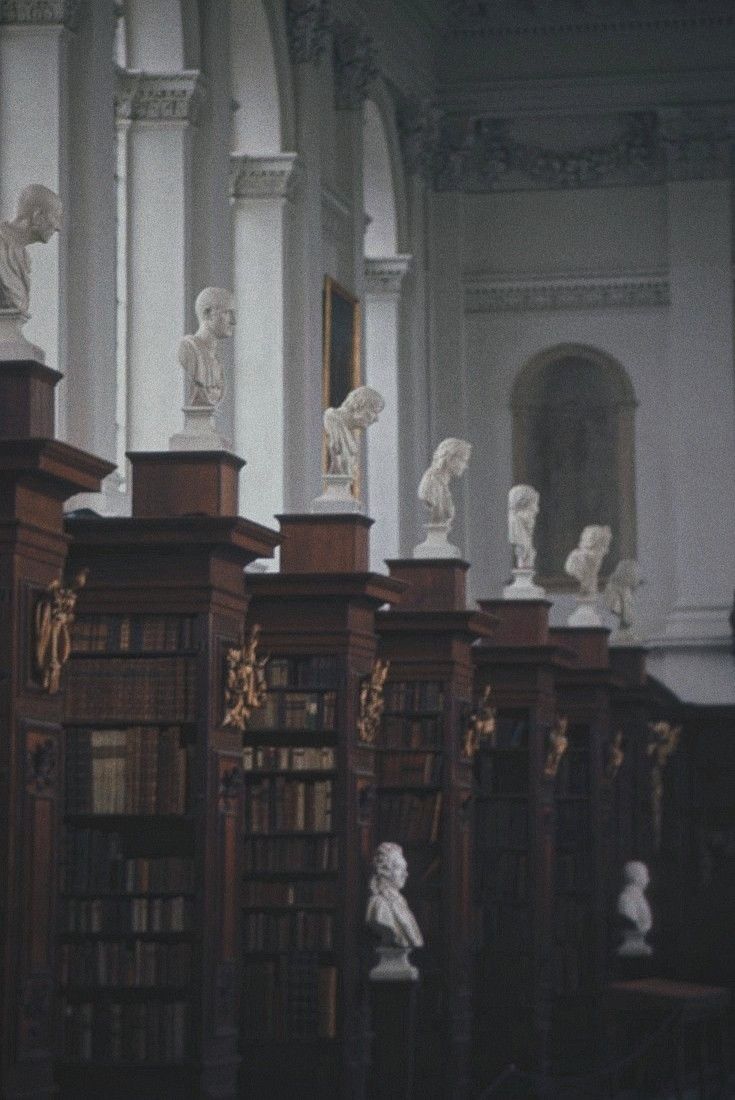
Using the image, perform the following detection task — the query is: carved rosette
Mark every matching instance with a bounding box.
[115,70,206,126]
[222,624,268,733]
[0,0,80,28]
[332,20,378,111]
[286,0,330,65]
[356,658,389,745]
[229,153,301,202]
[462,685,497,760]
[543,716,569,780]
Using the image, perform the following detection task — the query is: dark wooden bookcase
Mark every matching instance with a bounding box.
[59,451,278,1100]
[471,599,558,1082]
[374,559,494,1100]
[240,514,402,1100]
[0,361,113,1100]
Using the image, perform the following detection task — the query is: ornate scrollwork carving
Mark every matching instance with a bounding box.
[33,569,87,694]
[356,658,389,745]
[647,720,681,850]
[222,624,268,732]
[605,729,625,783]
[462,685,497,760]
[543,716,569,780]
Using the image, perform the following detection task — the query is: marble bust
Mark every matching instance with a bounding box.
[604,558,642,644]
[323,385,385,479]
[366,842,423,981]
[0,184,63,360]
[504,484,545,599]
[565,524,612,626]
[413,438,471,559]
[178,287,235,409]
[616,860,653,958]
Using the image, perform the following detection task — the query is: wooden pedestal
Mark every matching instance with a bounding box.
[278,512,372,573]
[128,450,245,518]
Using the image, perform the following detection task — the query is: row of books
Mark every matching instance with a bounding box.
[490,711,531,751]
[556,801,591,845]
[552,944,591,995]
[477,952,533,995]
[242,746,336,772]
[247,691,337,732]
[65,657,197,722]
[243,880,337,907]
[59,941,192,988]
[476,850,529,903]
[384,680,444,712]
[241,958,337,1039]
[62,1000,188,1064]
[266,656,340,689]
[379,750,442,786]
[62,895,191,934]
[243,836,339,874]
[243,911,334,951]
[553,896,593,941]
[65,727,188,815]
[62,831,193,894]
[476,798,529,846]
[382,716,442,750]
[556,852,592,893]
[481,902,531,947]
[246,778,333,834]
[555,750,591,797]
[73,614,196,654]
[477,755,530,797]
[377,792,443,843]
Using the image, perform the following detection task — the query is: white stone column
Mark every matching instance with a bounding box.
[0,5,76,434]
[649,113,735,703]
[365,256,412,570]
[230,154,299,530]
[115,69,204,453]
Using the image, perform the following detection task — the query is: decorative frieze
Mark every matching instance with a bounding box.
[115,69,206,126]
[364,255,413,296]
[660,109,734,181]
[286,0,330,65]
[230,153,301,201]
[447,0,735,37]
[464,274,670,313]
[0,0,80,27]
[332,20,378,110]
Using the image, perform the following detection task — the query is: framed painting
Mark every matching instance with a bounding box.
[322,275,361,413]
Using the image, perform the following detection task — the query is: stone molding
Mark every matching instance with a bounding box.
[286,0,330,65]
[464,273,671,313]
[422,108,734,191]
[230,153,301,201]
[115,69,206,126]
[447,1,735,37]
[397,95,441,177]
[0,0,80,27]
[365,255,413,295]
[332,20,378,110]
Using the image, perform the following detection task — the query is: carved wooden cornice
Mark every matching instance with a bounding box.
[0,0,80,27]
[229,153,301,201]
[115,69,206,126]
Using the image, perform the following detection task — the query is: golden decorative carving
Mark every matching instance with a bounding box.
[543,716,569,779]
[647,720,681,850]
[33,569,88,694]
[462,685,497,759]
[605,729,625,782]
[357,658,389,745]
[223,624,268,733]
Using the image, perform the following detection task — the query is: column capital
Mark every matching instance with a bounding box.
[333,20,377,111]
[365,255,413,296]
[0,0,80,28]
[660,108,735,182]
[286,0,330,65]
[115,69,206,126]
[229,153,301,200]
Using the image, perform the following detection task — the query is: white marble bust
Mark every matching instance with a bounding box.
[616,860,653,957]
[417,438,471,526]
[366,842,423,950]
[0,184,63,318]
[565,524,612,597]
[323,385,385,479]
[178,287,236,409]
[604,558,642,643]
[508,484,539,570]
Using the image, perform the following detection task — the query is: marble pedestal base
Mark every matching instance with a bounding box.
[413,522,460,559]
[568,594,603,627]
[369,947,419,983]
[503,567,545,600]
[0,311,44,363]
[616,930,653,959]
[310,473,364,514]
[169,405,231,452]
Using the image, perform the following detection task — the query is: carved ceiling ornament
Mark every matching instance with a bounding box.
[223,624,268,733]
[34,569,88,695]
[543,716,569,780]
[332,20,378,111]
[357,658,389,745]
[647,719,681,851]
[462,684,497,760]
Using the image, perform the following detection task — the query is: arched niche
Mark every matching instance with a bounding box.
[511,344,638,588]
[229,0,295,154]
[364,99,398,256]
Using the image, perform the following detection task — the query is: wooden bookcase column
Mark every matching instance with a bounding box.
[0,361,114,1100]
[61,450,278,1100]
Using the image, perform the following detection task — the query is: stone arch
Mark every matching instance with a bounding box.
[229,0,295,155]
[364,80,408,254]
[511,343,638,587]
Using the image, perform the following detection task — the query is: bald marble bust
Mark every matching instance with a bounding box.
[178,287,236,408]
[0,184,63,317]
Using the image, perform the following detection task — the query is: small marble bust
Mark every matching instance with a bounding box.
[503,484,545,599]
[367,842,423,981]
[565,524,612,626]
[323,385,385,479]
[604,558,642,644]
[178,287,236,409]
[0,184,63,361]
[413,438,471,559]
[616,860,653,958]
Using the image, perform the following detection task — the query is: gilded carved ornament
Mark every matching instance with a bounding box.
[543,716,569,780]
[34,569,87,694]
[647,720,681,850]
[357,658,389,745]
[462,685,497,760]
[223,624,268,734]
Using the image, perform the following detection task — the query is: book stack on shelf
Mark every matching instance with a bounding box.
[243,513,402,1099]
[375,558,495,1100]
